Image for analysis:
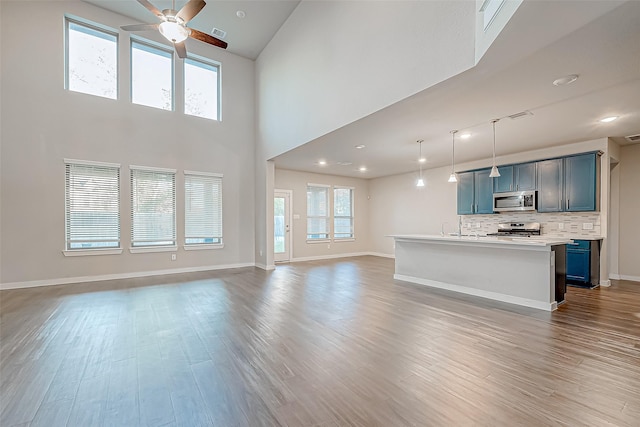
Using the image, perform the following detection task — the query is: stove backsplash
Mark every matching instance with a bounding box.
[463,212,601,238]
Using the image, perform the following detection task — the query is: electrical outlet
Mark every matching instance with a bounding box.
[475,222,481,228]
[583,222,594,230]
[558,223,564,230]
[171,254,177,261]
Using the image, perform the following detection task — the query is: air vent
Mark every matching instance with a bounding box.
[507,110,533,120]
[337,162,353,166]
[211,28,226,39]
[625,134,640,143]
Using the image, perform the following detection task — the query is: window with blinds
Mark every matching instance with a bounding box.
[65,160,120,250]
[185,171,223,245]
[334,187,354,239]
[130,167,176,247]
[307,184,330,240]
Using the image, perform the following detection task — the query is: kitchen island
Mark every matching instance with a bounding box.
[391,235,572,311]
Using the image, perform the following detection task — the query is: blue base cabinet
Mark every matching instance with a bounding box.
[566,239,601,287]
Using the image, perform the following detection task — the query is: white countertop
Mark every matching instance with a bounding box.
[390,234,573,247]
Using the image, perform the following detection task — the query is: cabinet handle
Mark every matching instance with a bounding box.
[471,203,474,213]
[566,198,570,210]
[510,184,513,191]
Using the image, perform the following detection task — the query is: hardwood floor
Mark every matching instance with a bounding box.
[1,256,639,426]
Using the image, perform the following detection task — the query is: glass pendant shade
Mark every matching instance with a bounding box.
[489,119,501,178]
[416,178,425,187]
[490,165,500,178]
[448,173,458,183]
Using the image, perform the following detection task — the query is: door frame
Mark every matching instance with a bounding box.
[274,189,293,262]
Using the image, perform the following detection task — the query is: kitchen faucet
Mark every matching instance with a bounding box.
[440,222,449,237]
[458,216,462,237]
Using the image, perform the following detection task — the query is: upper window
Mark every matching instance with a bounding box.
[65,160,120,250]
[131,40,173,111]
[480,0,506,30]
[66,18,118,99]
[333,187,354,239]
[130,167,176,248]
[184,57,220,120]
[307,184,330,240]
[185,172,223,246]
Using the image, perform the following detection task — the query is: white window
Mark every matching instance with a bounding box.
[65,18,117,99]
[307,184,330,240]
[480,0,506,30]
[131,40,173,111]
[130,166,176,249]
[333,187,354,239]
[184,171,223,247]
[184,57,220,120]
[65,160,120,251]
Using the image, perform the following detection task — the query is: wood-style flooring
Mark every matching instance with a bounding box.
[1,256,639,426]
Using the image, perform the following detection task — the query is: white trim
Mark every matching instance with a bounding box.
[274,189,293,263]
[129,245,178,254]
[307,183,330,188]
[334,185,355,190]
[333,238,356,243]
[610,273,621,280]
[129,165,177,173]
[306,239,331,244]
[255,263,275,271]
[368,252,395,259]
[613,274,640,283]
[183,244,224,251]
[64,158,120,168]
[184,170,223,178]
[63,248,123,257]
[291,252,370,263]
[394,274,557,312]
[599,279,611,287]
[0,263,255,291]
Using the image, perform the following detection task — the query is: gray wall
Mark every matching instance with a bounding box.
[0,1,256,285]
[618,143,640,280]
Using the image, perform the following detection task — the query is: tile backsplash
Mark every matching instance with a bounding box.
[463,212,602,238]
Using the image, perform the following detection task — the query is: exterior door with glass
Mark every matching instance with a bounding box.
[274,190,291,262]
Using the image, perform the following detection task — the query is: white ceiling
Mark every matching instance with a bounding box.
[83,0,301,59]
[273,1,640,179]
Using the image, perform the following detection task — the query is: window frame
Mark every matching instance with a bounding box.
[306,183,331,242]
[129,165,177,253]
[333,186,355,241]
[64,15,119,99]
[130,36,175,111]
[183,54,222,121]
[63,159,122,257]
[183,170,224,250]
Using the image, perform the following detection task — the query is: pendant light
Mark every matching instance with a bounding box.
[489,119,501,178]
[448,130,458,183]
[416,140,425,187]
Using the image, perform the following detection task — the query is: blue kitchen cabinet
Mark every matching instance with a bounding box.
[493,165,514,193]
[457,169,493,215]
[566,239,600,286]
[537,158,564,212]
[567,246,590,282]
[475,169,494,214]
[515,162,537,191]
[457,172,474,215]
[565,153,597,212]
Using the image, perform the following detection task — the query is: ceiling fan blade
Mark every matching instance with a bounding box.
[120,23,159,32]
[176,0,206,24]
[189,28,227,49]
[135,0,163,18]
[174,41,187,59]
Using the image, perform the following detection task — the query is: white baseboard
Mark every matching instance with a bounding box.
[394,274,557,312]
[367,252,395,259]
[610,274,621,280]
[255,263,275,271]
[0,262,255,291]
[613,274,640,283]
[290,252,395,263]
[599,279,611,287]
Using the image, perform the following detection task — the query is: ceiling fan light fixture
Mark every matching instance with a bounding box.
[159,21,189,43]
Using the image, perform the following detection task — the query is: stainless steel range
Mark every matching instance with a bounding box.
[487,222,541,237]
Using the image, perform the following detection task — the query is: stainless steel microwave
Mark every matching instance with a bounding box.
[493,191,536,212]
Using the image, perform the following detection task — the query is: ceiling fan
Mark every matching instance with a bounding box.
[121,0,227,59]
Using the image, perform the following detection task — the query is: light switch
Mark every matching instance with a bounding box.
[293,214,300,220]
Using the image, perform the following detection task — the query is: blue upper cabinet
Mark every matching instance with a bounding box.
[537,158,564,212]
[457,172,474,215]
[475,169,494,214]
[565,153,597,212]
[493,165,514,193]
[515,162,536,191]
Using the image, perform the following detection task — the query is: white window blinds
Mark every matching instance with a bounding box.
[185,172,223,245]
[130,167,176,247]
[333,187,354,239]
[65,160,120,250]
[307,184,330,240]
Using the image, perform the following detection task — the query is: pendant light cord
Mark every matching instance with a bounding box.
[451,130,457,174]
[492,119,497,164]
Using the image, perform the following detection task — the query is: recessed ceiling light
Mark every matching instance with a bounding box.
[359,166,367,172]
[419,157,426,163]
[553,74,579,86]
[318,160,327,166]
[236,10,246,18]
[599,116,618,123]
[355,144,365,149]
[459,133,471,139]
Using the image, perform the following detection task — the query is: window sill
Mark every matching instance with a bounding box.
[129,246,177,254]
[184,244,224,251]
[333,238,356,243]
[63,248,123,257]
[306,239,331,244]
